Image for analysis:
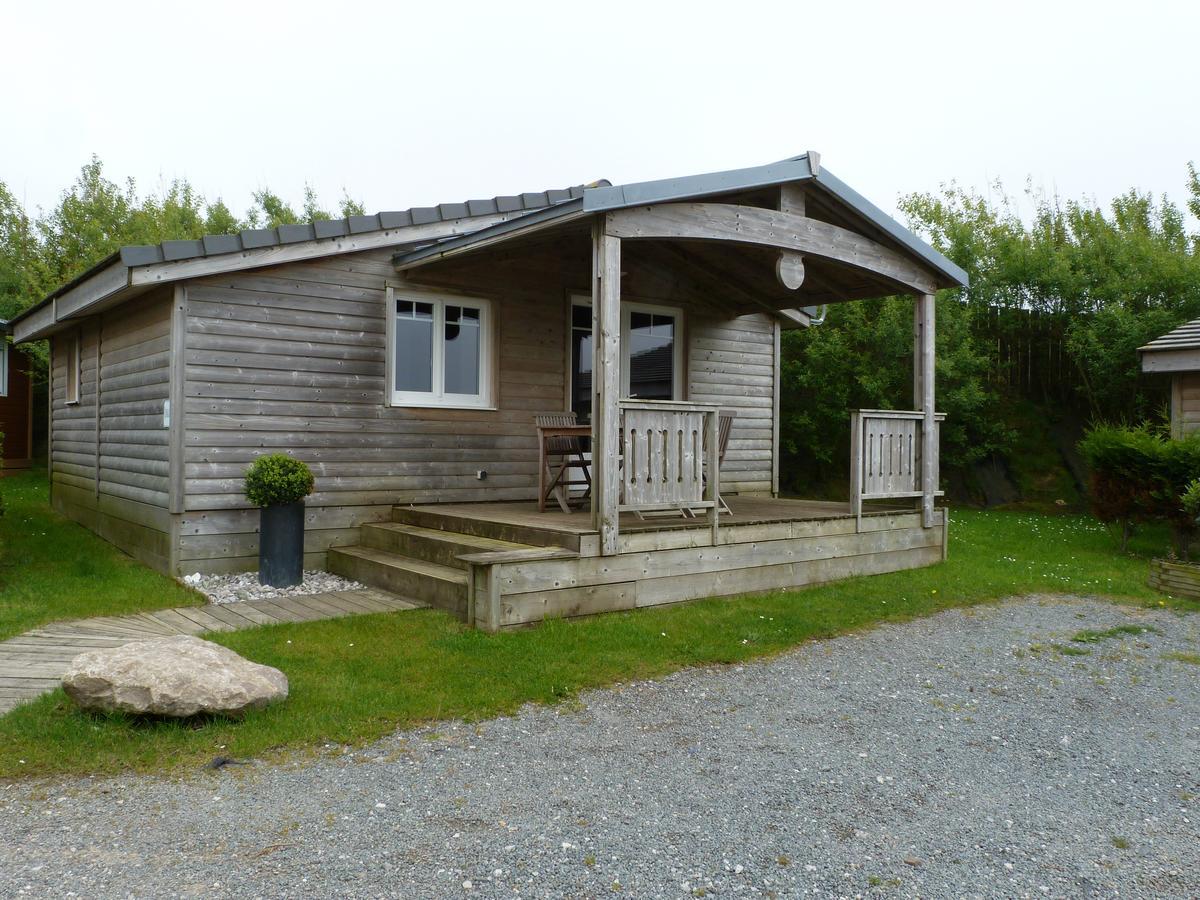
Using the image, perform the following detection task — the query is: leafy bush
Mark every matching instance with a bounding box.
[1182,479,1200,521]
[1078,424,1200,555]
[243,454,315,507]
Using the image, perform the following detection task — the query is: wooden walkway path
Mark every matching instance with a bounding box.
[0,588,425,715]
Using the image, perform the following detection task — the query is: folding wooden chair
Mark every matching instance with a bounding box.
[703,410,737,515]
[535,412,592,513]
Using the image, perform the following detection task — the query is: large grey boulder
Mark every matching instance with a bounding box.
[62,635,288,717]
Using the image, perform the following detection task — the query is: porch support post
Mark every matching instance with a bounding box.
[914,292,936,528]
[592,217,622,555]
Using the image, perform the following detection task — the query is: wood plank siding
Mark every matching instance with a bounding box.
[172,247,778,574]
[177,248,566,573]
[687,312,776,495]
[50,289,173,571]
[47,244,779,576]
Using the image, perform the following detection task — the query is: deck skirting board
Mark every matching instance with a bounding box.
[476,517,947,629]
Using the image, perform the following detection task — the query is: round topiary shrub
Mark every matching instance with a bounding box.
[244,454,315,507]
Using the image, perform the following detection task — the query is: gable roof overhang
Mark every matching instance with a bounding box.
[392,153,970,300]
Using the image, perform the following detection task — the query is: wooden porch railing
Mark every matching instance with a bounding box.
[619,399,721,538]
[849,409,944,528]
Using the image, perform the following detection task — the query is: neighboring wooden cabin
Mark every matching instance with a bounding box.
[0,324,33,473]
[1140,318,1200,437]
[11,152,968,627]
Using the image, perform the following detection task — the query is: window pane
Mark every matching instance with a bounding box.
[444,304,481,395]
[571,329,593,422]
[628,311,674,400]
[395,302,433,392]
[572,304,592,329]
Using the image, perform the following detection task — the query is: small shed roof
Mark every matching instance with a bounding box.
[1140,318,1200,353]
[1139,317,1200,374]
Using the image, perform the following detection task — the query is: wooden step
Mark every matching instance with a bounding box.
[360,522,530,569]
[328,546,468,618]
[391,506,580,551]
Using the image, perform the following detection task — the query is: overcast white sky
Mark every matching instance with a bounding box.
[2,0,1197,226]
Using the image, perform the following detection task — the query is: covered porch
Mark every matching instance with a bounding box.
[328,154,967,629]
[392,153,959,556]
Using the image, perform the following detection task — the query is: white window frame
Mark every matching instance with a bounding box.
[0,341,8,398]
[568,294,685,403]
[385,288,494,410]
[65,332,81,405]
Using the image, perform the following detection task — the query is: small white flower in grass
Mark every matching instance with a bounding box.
[660,632,667,637]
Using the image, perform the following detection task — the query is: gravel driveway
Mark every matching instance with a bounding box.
[2,596,1198,899]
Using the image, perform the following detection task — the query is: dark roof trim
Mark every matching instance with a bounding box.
[9,183,601,339]
[809,169,968,288]
[581,156,816,211]
[394,153,969,290]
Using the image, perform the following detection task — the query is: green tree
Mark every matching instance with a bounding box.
[0,183,40,321]
[0,157,370,323]
[900,172,1200,422]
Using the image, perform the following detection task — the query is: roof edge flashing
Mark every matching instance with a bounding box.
[808,168,969,289]
[581,155,815,213]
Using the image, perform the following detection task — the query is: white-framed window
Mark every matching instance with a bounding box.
[65,332,81,405]
[568,295,684,420]
[0,341,8,398]
[385,288,494,409]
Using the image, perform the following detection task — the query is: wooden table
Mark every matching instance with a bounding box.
[536,424,592,513]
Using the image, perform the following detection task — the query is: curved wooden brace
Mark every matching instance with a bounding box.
[606,202,940,295]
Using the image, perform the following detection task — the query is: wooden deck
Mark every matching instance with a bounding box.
[367,496,948,631]
[0,588,424,716]
[408,496,901,538]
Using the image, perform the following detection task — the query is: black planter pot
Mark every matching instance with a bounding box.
[259,501,304,588]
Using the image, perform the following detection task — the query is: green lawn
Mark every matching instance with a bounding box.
[1,496,1192,780]
[0,469,201,641]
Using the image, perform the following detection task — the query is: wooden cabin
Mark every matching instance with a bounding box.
[10,152,968,629]
[0,323,34,473]
[1140,318,1200,437]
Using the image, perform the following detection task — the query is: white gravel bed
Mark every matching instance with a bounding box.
[180,570,366,605]
[1,595,1198,898]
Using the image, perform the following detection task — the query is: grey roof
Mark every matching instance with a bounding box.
[394,153,970,290]
[1140,318,1200,353]
[116,182,603,269]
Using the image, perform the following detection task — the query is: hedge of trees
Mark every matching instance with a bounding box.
[3,157,1200,494]
[782,169,1200,492]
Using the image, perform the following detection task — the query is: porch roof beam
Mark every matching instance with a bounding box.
[605,203,942,297]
